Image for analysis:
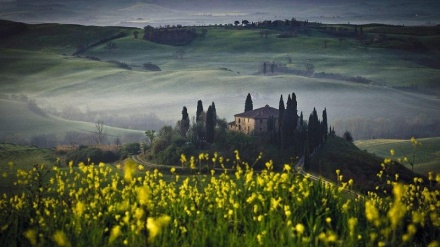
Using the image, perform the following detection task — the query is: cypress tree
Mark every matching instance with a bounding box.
[205,105,215,143]
[245,93,253,112]
[308,108,321,152]
[180,106,190,137]
[278,95,285,147]
[281,95,294,149]
[211,102,217,126]
[322,108,328,142]
[196,100,204,123]
[278,95,285,131]
[291,92,298,131]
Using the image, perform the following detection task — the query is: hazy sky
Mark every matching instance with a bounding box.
[0,0,439,26]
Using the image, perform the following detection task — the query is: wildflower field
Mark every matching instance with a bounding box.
[0,154,439,247]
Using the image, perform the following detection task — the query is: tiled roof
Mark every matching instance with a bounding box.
[235,105,279,119]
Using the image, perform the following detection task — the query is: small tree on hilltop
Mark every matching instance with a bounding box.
[343,131,353,142]
[245,93,253,112]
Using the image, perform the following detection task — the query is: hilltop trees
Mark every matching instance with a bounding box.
[143,26,198,46]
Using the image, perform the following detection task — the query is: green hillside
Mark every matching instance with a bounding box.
[310,136,420,193]
[0,143,56,193]
[355,137,440,175]
[0,99,144,144]
[1,21,440,142]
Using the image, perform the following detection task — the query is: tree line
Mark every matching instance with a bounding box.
[143,26,207,46]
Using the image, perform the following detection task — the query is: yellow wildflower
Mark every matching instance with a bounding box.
[109,225,121,243]
[52,230,71,247]
[295,223,305,235]
[146,215,171,243]
[24,229,37,246]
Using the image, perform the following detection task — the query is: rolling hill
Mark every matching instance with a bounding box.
[0,98,145,145]
[0,20,439,143]
[310,136,424,193]
[355,137,440,175]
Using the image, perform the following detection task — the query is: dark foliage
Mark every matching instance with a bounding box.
[0,20,27,38]
[107,60,132,70]
[343,131,354,142]
[143,26,198,46]
[245,93,253,112]
[205,105,215,143]
[66,146,120,165]
[73,31,126,55]
[143,62,161,71]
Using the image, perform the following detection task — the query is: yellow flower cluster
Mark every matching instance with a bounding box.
[0,153,438,247]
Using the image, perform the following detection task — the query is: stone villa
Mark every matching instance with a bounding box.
[228,105,279,134]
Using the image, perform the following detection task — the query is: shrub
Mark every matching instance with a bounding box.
[65,146,120,165]
[143,62,161,71]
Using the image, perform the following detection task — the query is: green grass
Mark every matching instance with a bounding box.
[310,136,418,193]
[0,23,439,141]
[0,23,132,54]
[355,137,440,175]
[0,143,57,194]
[0,98,144,143]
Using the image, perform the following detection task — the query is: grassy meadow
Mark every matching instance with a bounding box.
[355,137,440,175]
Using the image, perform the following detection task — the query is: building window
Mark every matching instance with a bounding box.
[260,119,263,124]
[238,118,241,123]
[260,127,262,132]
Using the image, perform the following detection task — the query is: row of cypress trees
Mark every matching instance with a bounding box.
[180,100,217,145]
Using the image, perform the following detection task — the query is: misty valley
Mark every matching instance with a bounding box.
[1,9,440,247]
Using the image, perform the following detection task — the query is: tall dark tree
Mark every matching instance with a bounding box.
[281,95,295,149]
[277,95,285,147]
[211,102,217,126]
[322,108,328,142]
[278,95,285,131]
[308,108,321,152]
[299,111,303,127]
[245,93,253,112]
[291,92,298,131]
[205,105,215,143]
[196,100,204,123]
[180,106,190,138]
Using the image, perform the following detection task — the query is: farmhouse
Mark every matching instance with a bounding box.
[228,105,279,134]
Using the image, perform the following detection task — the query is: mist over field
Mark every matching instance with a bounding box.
[0,0,439,27]
[1,0,440,146]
